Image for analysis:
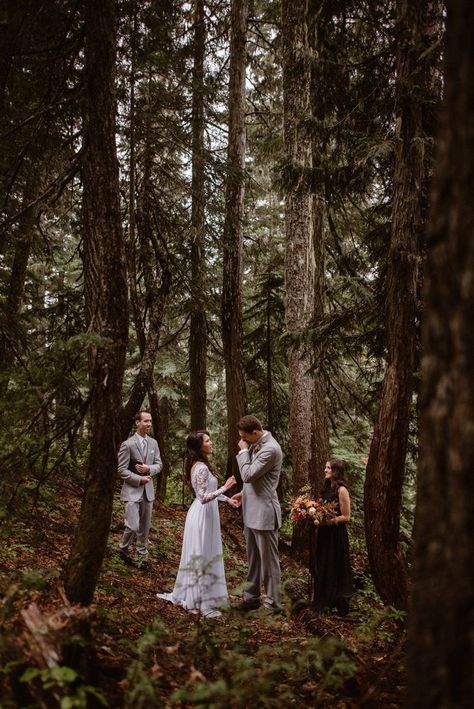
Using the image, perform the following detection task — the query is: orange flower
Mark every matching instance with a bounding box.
[289,494,338,526]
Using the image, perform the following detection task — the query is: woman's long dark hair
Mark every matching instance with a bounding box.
[184,430,215,483]
[322,458,349,495]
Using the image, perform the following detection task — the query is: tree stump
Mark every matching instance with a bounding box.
[20,588,97,704]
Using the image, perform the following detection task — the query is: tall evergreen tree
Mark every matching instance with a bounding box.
[308,0,330,492]
[408,0,474,704]
[189,0,208,431]
[221,0,249,478]
[65,0,128,605]
[281,0,315,507]
[364,0,438,609]
[119,67,172,440]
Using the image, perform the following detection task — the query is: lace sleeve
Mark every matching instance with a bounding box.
[191,464,228,504]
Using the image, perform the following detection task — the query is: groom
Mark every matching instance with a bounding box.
[118,410,162,568]
[232,415,283,612]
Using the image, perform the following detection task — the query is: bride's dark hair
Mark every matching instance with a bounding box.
[184,430,215,483]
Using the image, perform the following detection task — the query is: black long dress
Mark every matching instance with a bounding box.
[312,485,353,616]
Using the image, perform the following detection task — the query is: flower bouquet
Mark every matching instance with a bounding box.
[290,494,337,527]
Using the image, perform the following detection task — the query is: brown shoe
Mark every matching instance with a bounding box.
[119,550,135,566]
[235,598,261,611]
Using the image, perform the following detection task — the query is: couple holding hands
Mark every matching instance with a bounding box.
[118,411,353,618]
[157,415,283,618]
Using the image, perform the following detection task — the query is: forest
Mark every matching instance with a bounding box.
[0,0,473,707]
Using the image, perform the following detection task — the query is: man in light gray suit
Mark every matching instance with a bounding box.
[231,414,283,612]
[118,410,162,568]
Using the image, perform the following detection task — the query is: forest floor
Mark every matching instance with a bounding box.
[0,485,406,708]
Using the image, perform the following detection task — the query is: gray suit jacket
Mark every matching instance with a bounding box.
[236,431,282,531]
[118,433,162,503]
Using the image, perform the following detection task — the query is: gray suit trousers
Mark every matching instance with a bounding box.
[119,498,153,558]
[243,526,281,609]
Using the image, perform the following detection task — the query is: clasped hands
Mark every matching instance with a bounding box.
[136,463,151,484]
[223,475,241,509]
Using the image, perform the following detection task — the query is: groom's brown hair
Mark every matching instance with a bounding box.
[237,415,263,433]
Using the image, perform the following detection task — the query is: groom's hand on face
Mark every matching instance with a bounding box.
[238,438,249,450]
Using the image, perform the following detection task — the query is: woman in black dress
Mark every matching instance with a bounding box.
[313,459,353,616]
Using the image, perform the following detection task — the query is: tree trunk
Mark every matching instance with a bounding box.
[148,381,170,501]
[64,0,128,605]
[120,67,171,440]
[0,181,35,396]
[0,2,24,111]
[408,1,474,705]
[308,0,329,494]
[364,0,432,610]
[282,0,314,493]
[126,46,146,361]
[221,0,248,479]
[126,2,141,352]
[189,0,208,432]
[310,201,329,494]
[265,268,274,431]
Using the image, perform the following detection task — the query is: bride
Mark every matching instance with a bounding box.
[157,430,237,618]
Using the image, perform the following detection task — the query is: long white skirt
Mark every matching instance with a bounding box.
[157,496,228,617]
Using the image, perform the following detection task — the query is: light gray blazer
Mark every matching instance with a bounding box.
[118,433,162,503]
[236,431,282,531]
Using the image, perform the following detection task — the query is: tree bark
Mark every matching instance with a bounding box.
[408,1,474,705]
[282,0,315,494]
[265,267,274,431]
[221,0,248,479]
[0,180,35,396]
[308,0,329,494]
[364,0,432,609]
[120,67,171,438]
[126,2,141,352]
[64,0,128,605]
[189,0,208,431]
[148,381,170,501]
[0,1,24,111]
[310,212,329,495]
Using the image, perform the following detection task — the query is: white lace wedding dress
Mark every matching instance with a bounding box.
[157,462,229,617]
